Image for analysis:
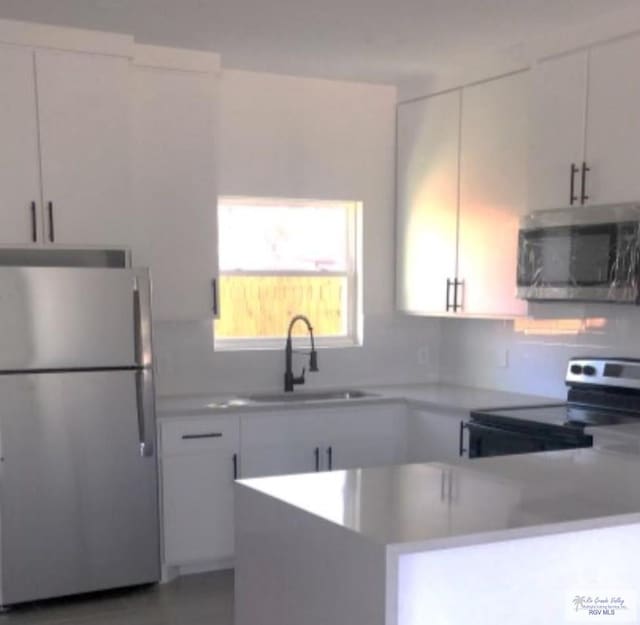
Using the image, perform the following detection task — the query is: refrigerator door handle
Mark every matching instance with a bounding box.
[135,369,154,458]
[133,272,155,458]
[133,286,143,365]
[132,272,153,368]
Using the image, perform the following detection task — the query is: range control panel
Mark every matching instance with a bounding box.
[566,357,640,390]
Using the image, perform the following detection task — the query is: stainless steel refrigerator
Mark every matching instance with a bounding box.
[0,267,160,607]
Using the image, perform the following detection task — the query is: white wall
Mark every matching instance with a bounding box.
[154,69,441,396]
[439,303,640,400]
[398,5,640,102]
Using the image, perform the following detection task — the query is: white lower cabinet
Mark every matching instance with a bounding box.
[159,401,455,572]
[239,410,326,478]
[160,416,239,567]
[321,404,408,471]
[406,409,465,463]
[239,403,408,478]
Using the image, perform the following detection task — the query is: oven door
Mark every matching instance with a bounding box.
[464,422,583,459]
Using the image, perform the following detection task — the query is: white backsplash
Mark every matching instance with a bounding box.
[154,300,640,400]
[439,302,640,399]
[153,313,442,397]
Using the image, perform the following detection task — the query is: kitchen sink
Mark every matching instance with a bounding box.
[206,398,253,409]
[245,389,378,403]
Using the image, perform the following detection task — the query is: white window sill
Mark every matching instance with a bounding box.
[214,336,361,352]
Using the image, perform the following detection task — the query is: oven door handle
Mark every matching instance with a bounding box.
[465,422,551,439]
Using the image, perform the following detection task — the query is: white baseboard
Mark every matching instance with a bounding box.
[161,558,234,583]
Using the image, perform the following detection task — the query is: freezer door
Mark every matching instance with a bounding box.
[0,370,160,605]
[0,267,150,370]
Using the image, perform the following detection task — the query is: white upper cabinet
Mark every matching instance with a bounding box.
[35,49,131,246]
[585,35,640,204]
[0,46,41,244]
[131,65,218,321]
[0,44,131,248]
[457,72,528,317]
[529,33,640,209]
[396,72,528,318]
[528,51,588,211]
[396,90,460,315]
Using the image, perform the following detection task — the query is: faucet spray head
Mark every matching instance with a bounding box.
[309,349,319,372]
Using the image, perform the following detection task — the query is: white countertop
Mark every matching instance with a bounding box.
[157,383,553,418]
[237,449,640,551]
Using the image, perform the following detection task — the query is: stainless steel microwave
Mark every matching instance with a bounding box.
[517,203,640,303]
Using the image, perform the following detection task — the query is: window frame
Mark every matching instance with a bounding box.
[214,196,362,351]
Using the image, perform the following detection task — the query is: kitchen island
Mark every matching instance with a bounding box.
[235,449,640,625]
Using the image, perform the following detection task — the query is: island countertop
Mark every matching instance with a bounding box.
[236,448,640,551]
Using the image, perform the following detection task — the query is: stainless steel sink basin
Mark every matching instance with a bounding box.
[245,389,377,403]
[206,398,253,409]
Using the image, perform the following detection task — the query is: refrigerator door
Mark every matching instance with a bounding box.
[0,369,160,605]
[0,267,149,370]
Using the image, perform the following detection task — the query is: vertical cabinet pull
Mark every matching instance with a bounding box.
[569,163,579,205]
[212,278,219,319]
[30,201,37,242]
[314,447,320,472]
[47,202,55,243]
[447,279,464,313]
[453,279,464,312]
[326,446,333,471]
[233,453,238,480]
[580,162,590,205]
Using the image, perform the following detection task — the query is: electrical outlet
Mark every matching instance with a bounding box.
[417,346,430,366]
[496,348,509,369]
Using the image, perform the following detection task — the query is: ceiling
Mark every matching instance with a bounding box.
[0,0,637,84]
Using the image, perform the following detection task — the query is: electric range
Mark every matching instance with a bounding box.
[464,357,640,458]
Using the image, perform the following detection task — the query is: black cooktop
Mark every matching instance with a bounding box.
[471,403,640,431]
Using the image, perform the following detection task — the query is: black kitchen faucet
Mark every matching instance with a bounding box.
[284,315,319,392]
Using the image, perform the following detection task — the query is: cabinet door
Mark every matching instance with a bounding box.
[457,72,528,317]
[396,90,460,314]
[586,35,640,204]
[406,410,464,464]
[161,416,239,565]
[162,453,236,564]
[131,66,218,321]
[240,411,323,478]
[323,404,408,471]
[35,49,131,246]
[0,46,41,244]
[528,51,588,211]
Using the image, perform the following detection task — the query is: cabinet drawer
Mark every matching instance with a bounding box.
[161,416,240,455]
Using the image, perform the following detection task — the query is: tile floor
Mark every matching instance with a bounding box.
[0,571,233,625]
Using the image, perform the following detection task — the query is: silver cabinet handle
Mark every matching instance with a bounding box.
[233,453,239,480]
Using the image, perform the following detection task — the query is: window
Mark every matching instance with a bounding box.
[215,196,361,349]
